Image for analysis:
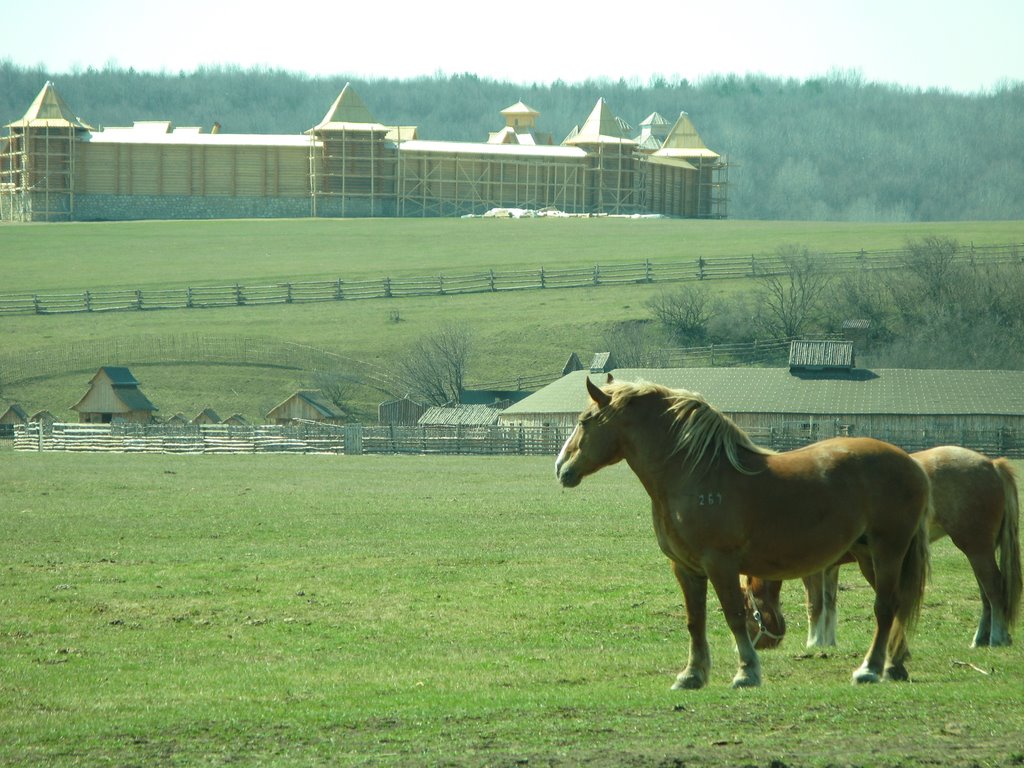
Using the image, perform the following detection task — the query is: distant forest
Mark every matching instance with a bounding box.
[2,62,1022,221]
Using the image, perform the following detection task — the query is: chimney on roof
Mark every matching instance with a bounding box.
[211,122,221,134]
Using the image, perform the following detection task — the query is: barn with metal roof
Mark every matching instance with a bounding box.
[498,367,1024,456]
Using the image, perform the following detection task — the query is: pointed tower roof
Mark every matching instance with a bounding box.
[635,111,672,151]
[500,101,540,118]
[653,111,720,159]
[563,99,635,146]
[6,82,93,130]
[308,83,389,132]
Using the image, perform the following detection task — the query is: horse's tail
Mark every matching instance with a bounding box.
[897,484,933,636]
[993,458,1022,628]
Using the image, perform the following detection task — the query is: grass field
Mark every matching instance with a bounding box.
[2,217,1024,422]
[1,453,1022,767]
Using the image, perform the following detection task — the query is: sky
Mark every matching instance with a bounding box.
[4,0,1022,94]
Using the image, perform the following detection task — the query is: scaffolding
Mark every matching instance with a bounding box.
[397,146,588,217]
[309,126,398,217]
[0,123,78,221]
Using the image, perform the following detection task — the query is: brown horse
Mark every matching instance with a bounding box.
[556,376,931,688]
[745,445,1022,650]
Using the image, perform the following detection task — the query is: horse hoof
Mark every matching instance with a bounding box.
[884,664,910,682]
[672,671,706,690]
[852,667,880,684]
[731,673,761,689]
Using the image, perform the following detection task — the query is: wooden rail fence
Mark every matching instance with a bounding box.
[2,243,1020,317]
[13,421,1023,458]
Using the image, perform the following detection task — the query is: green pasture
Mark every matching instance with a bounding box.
[2,218,1024,422]
[3,218,1024,294]
[1,453,1022,767]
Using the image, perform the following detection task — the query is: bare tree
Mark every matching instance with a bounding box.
[602,321,667,367]
[397,324,473,405]
[645,284,719,345]
[753,245,834,338]
[311,368,356,418]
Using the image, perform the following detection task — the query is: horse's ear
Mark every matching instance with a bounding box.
[586,376,611,408]
[605,373,615,384]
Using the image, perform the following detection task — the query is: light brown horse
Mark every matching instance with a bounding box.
[746,445,1022,650]
[555,376,931,688]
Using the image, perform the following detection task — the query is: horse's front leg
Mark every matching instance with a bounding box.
[707,565,762,688]
[670,561,711,690]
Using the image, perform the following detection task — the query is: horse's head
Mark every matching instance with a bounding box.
[743,576,787,650]
[555,376,625,488]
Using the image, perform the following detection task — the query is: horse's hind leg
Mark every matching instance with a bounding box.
[671,562,712,690]
[967,553,1009,647]
[850,550,898,684]
[805,567,840,648]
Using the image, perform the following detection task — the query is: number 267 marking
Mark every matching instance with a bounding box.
[699,492,723,506]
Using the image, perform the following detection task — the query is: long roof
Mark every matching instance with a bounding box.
[85,126,313,147]
[400,139,585,159]
[501,368,1024,418]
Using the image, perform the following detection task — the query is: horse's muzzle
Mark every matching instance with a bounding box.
[556,462,581,488]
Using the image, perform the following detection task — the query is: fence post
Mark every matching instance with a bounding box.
[84,290,92,311]
[384,277,392,298]
[645,258,653,282]
[489,269,496,291]
[540,267,546,288]
[285,283,293,303]
[335,279,344,300]
[438,274,445,295]
[186,287,194,308]
[697,257,706,280]
[33,295,42,314]
[592,265,600,285]
[235,283,245,305]
[135,289,143,310]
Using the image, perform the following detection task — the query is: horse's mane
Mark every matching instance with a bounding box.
[604,379,774,475]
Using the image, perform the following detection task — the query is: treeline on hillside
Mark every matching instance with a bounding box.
[605,237,1024,372]
[2,62,1022,221]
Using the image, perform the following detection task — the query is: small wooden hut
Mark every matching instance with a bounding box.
[378,395,428,426]
[29,409,56,426]
[222,413,250,426]
[70,366,158,424]
[1,403,29,437]
[266,390,345,425]
[191,407,222,425]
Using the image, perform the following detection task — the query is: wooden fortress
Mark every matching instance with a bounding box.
[0,82,727,222]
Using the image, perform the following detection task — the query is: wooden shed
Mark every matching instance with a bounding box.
[418,405,502,427]
[191,407,222,425]
[378,395,428,426]
[222,413,250,426]
[788,340,855,372]
[70,366,158,424]
[29,409,56,426]
[1,403,29,437]
[498,367,1024,456]
[266,390,345,425]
